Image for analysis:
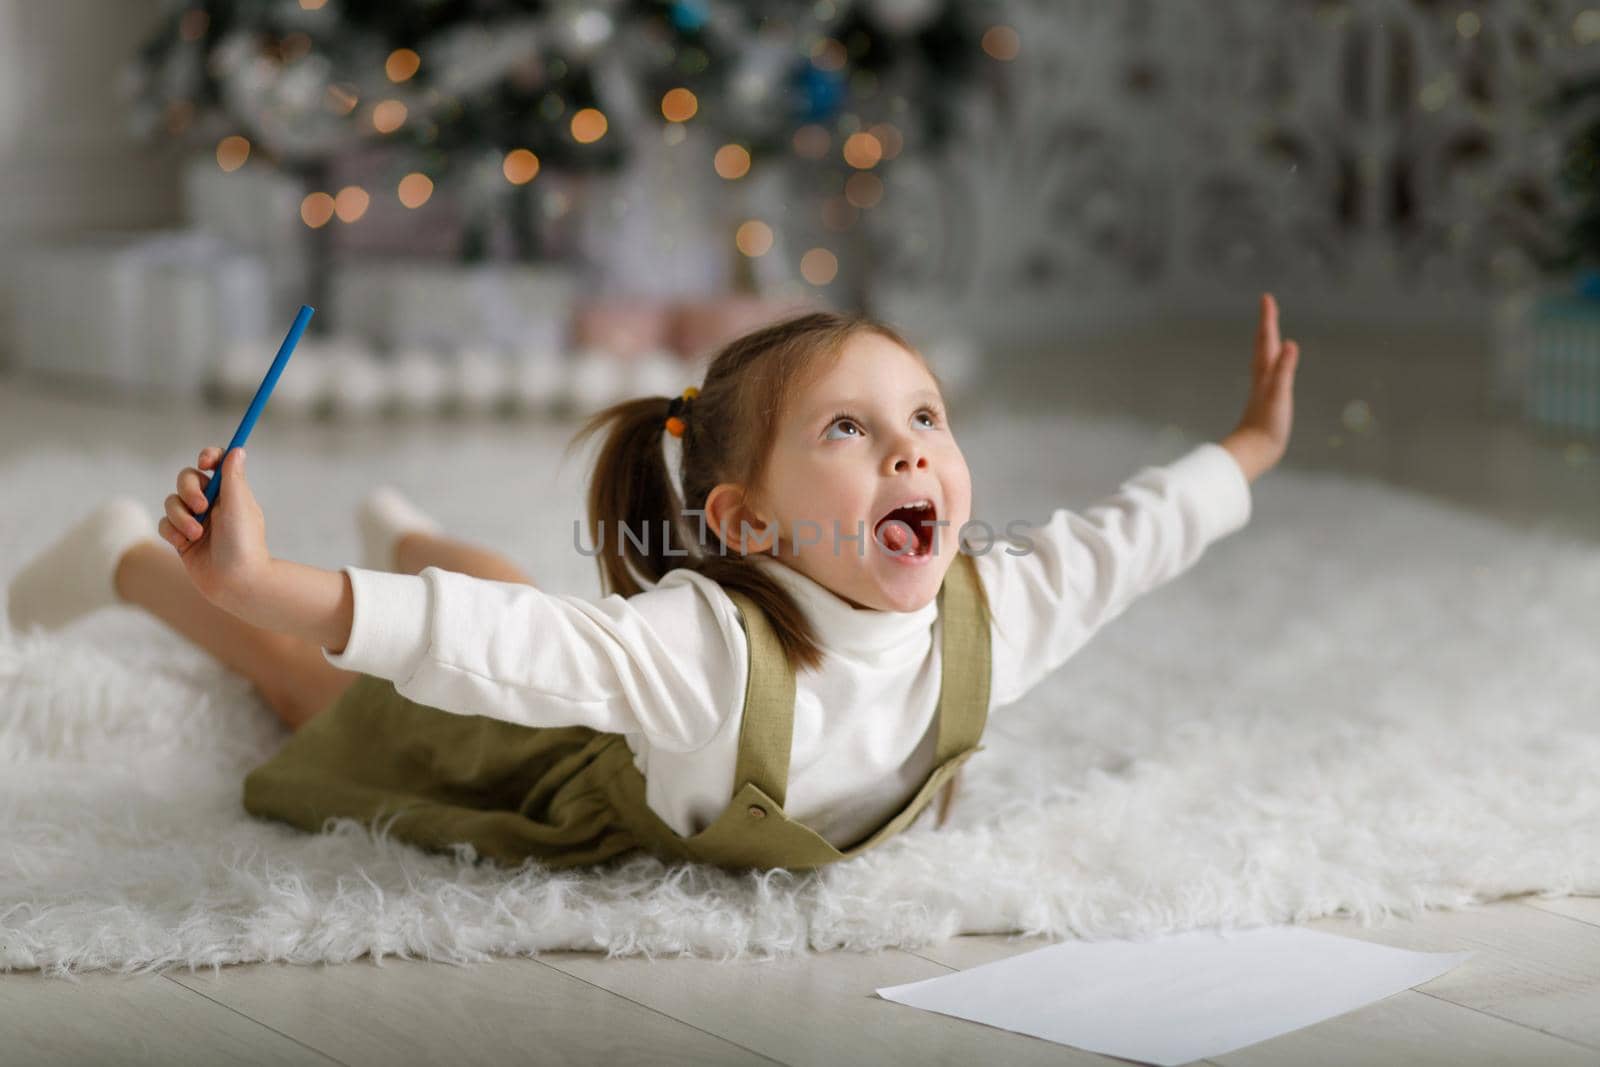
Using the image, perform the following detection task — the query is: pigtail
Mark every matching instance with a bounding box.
[565,395,695,598]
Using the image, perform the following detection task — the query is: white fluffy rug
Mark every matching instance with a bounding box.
[3,408,1598,977]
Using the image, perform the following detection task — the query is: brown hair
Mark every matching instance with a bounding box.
[564,309,950,674]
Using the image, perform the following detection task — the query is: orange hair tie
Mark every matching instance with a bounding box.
[664,386,699,438]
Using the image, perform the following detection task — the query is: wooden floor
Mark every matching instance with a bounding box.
[2,894,1597,1065]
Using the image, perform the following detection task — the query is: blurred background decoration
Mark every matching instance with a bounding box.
[0,0,1598,443]
[3,0,1000,419]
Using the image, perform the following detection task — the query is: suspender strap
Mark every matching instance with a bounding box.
[727,588,797,808]
[934,549,992,763]
[726,549,992,809]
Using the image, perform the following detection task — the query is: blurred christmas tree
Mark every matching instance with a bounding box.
[124,0,1003,282]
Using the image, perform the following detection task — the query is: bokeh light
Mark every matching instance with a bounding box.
[300,192,335,228]
[325,83,358,115]
[810,37,847,71]
[372,99,408,133]
[735,220,774,257]
[800,248,838,285]
[661,87,698,122]
[571,108,608,143]
[502,148,540,184]
[983,25,1021,61]
[845,172,883,208]
[714,143,751,179]
[334,185,370,223]
[215,135,250,172]
[869,122,904,160]
[843,131,883,168]
[397,172,434,208]
[793,124,831,160]
[385,48,421,83]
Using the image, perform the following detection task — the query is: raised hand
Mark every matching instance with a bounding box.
[1222,293,1300,481]
[159,446,272,610]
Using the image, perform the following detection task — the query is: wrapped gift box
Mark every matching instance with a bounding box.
[8,230,269,399]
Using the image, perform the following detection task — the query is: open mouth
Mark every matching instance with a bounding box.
[874,499,938,557]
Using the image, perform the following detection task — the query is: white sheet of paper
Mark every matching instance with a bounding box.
[876,925,1474,1065]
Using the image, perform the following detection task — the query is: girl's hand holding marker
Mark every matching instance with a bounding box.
[159,304,313,613]
[162,444,271,612]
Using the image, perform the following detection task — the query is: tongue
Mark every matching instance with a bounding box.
[878,520,912,552]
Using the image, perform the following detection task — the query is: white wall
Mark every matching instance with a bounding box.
[0,0,182,360]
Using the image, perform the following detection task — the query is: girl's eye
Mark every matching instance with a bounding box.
[915,408,941,428]
[824,417,862,440]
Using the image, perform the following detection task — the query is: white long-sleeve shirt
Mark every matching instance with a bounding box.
[321,442,1252,847]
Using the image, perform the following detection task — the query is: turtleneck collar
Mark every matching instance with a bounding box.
[750,554,939,656]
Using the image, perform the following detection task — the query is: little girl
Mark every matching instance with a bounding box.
[6,301,1299,871]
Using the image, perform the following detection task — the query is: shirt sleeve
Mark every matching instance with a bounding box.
[320,565,745,751]
[972,441,1253,710]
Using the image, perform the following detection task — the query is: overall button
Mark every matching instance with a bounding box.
[747,804,767,819]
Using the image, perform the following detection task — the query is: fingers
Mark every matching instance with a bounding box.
[176,467,212,513]
[1256,293,1279,372]
[1277,340,1300,390]
[158,515,195,554]
[198,446,223,470]
[164,492,205,542]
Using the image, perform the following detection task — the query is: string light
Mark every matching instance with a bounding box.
[372,100,407,133]
[300,192,335,228]
[325,83,358,115]
[793,124,830,159]
[845,172,883,208]
[502,148,540,184]
[334,185,370,223]
[842,131,882,168]
[714,143,751,179]
[661,87,698,122]
[810,37,847,71]
[800,248,838,285]
[982,25,1020,61]
[735,220,774,256]
[571,108,608,143]
[397,173,434,208]
[386,48,421,83]
[215,135,250,172]
[869,123,903,160]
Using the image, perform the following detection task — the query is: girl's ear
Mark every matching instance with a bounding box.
[704,483,777,554]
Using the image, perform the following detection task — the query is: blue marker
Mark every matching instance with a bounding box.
[197,304,314,524]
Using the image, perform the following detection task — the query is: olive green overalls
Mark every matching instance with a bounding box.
[241,550,991,871]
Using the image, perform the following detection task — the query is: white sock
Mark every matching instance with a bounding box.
[6,497,161,633]
[357,486,443,571]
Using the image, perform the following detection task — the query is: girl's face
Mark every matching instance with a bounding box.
[732,332,973,613]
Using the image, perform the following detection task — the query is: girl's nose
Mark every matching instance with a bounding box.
[889,448,929,474]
